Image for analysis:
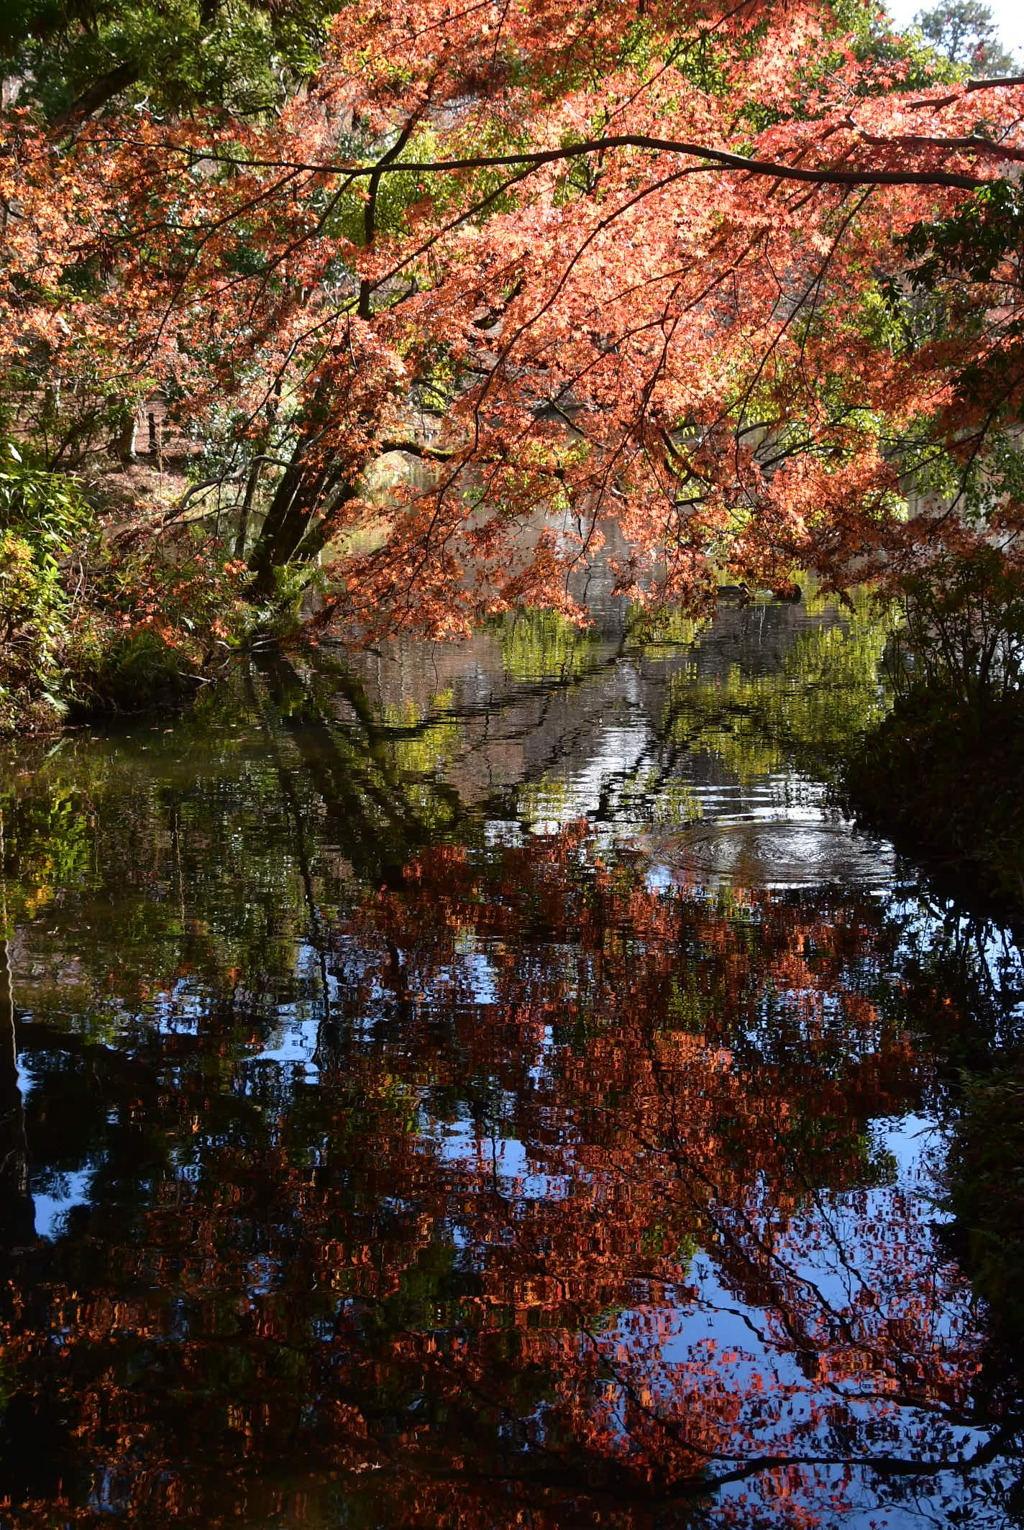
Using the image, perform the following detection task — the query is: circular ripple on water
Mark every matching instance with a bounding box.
[652,817,896,890]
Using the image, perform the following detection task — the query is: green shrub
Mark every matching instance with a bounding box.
[0,443,283,730]
[0,443,97,730]
[887,543,1024,708]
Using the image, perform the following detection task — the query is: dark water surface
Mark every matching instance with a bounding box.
[2,598,1023,1528]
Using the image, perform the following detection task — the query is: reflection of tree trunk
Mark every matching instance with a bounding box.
[243,665,331,1003]
[0,939,34,1249]
[252,651,436,885]
[248,652,470,1071]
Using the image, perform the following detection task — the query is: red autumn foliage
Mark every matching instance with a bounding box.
[3,1,1024,637]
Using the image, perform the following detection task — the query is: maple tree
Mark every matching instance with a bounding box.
[2,0,1024,660]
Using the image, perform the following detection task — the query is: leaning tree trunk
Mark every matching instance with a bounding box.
[247,452,349,595]
[247,382,350,594]
[247,419,363,598]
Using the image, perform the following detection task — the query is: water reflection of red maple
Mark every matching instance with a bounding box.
[0,828,997,1527]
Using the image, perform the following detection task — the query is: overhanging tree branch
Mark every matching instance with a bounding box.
[103,130,1012,190]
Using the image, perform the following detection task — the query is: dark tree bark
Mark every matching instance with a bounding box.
[53,60,140,129]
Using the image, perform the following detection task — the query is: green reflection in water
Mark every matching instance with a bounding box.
[497,608,602,684]
[662,592,894,782]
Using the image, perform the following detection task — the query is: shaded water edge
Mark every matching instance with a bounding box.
[1,597,1023,1528]
[845,685,1024,921]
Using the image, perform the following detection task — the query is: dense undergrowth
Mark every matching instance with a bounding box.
[0,444,306,735]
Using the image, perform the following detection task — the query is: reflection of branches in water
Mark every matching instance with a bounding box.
[310,631,641,811]
[318,642,695,833]
[242,596,888,856]
[243,663,332,1017]
[893,891,1024,1063]
[3,721,1024,1524]
[251,649,463,885]
[277,635,687,847]
[304,603,888,838]
[319,837,1003,1515]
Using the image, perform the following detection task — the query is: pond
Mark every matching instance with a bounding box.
[1,593,1023,1528]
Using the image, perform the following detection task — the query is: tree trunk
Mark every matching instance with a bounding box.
[248,454,336,593]
[112,403,137,465]
[53,61,141,129]
[247,384,351,594]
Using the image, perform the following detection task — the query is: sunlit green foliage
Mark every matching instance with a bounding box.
[0,443,98,730]
[2,0,337,120]
[0,441,269,733]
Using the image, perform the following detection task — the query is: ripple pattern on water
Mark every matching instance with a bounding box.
[653,816,898,889]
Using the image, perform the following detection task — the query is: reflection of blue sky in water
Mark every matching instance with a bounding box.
[31,1168,94,1240]
[598,1110,987,1528]
[19,1056,95,1238]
